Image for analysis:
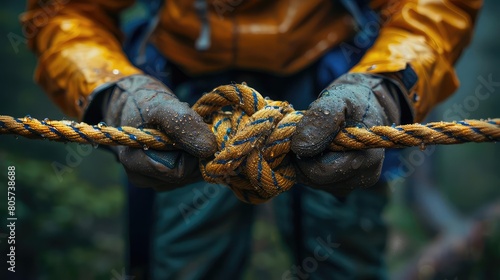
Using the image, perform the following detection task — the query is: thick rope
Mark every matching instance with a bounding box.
[1,83,499,203]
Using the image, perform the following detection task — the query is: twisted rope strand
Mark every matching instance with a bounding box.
[1,83,499,203]
[1,116,498,150]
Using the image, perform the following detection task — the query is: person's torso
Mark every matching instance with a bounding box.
[151,0,375,76]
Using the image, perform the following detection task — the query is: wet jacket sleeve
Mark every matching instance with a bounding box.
[350,0,483,122]
[21,0,142,119]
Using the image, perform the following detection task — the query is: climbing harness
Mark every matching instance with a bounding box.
[1,84,499,203]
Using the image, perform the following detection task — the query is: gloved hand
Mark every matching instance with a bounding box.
[291,73,409,196]
[97,75,217,190]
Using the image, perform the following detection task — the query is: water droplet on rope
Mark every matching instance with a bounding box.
[43,118,50,122]
[143,145,149,150]
[23,115,32,122]
[97,122,107,128]
[323,110,330,115]
[419,143,426,151]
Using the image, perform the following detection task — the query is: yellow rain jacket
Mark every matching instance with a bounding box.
[21,0,482,122]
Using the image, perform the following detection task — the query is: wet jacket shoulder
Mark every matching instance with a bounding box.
[351,0,483,121]
[21,0,141,119]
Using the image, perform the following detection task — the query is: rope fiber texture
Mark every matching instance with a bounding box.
[1,83,499,203]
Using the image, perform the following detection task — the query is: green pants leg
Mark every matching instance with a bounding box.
[276,182,389,280]
[150,181,254,280]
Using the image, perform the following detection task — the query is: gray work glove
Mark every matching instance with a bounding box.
[98,74,217,190]
[291,73,409,196]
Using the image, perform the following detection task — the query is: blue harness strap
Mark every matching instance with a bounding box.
[123,0,170,87]
[121,2,165,278]
[316,0,380,88]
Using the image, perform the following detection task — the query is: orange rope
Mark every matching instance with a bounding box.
[1,84,499,203]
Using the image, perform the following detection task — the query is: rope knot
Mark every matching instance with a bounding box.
[1,84,499,204]
[193,84,303,203]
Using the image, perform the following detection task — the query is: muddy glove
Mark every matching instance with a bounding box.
[90,75,217,190]
[291,73,411,196]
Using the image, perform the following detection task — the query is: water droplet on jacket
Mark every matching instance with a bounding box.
[175,126,180,130]
[92,143,99,149]
[40,134,45,138]
[15,136,19,140]
[296,154,301,159]
[143,145,149,150]
[181,130,185,134]
[412,93,420,102]
[323,110,330,115]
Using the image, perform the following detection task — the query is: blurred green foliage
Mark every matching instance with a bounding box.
[0,2,126,279]
[0,153,124,279]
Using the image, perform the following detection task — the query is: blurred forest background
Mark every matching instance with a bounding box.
[0,1,499,279]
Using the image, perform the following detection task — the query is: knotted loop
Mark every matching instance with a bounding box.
[192,84,303,203]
